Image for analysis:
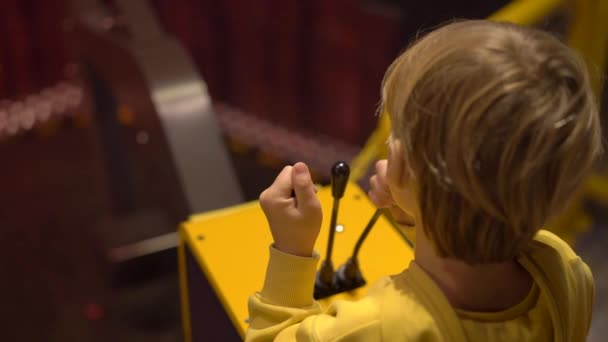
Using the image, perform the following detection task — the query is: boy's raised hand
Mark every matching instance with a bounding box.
[368,160,395,208]
[259,162,322,257]
[369,159,415,227]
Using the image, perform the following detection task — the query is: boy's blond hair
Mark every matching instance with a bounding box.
[382,20,602,264]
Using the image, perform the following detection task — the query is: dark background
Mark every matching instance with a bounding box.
[0,1,605,341]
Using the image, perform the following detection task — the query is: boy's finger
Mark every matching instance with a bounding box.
[375,159,388,177]
[291,162,319,210]
[369,190,392,208]
[369,175,393,201]
[291,186,318,198]
[370,175,391,197]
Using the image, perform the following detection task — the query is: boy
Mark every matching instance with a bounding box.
[247,20,601,341]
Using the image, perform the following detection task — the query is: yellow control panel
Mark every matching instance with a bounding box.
[179,183,414,340]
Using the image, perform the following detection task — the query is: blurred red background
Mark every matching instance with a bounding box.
[0,1,509,340]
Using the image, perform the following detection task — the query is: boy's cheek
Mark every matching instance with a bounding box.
[390,187,417,220]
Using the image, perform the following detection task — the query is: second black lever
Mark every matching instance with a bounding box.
[334,209,382,291]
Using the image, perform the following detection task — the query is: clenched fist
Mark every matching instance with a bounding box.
[368,160,395,208]
[259,162,322,257]
[368,159,415,227]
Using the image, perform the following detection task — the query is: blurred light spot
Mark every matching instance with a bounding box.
[136,131,149,144]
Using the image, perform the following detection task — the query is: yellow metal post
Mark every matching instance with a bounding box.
[567,0,608,98]
[549,0,608,242]
[489,0,563,25]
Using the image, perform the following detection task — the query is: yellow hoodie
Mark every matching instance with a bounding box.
[246,230,594,341]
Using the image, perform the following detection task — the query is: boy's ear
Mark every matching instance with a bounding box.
[387,138,407,188]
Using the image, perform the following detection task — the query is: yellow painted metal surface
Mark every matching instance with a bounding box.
[489,0,563,26]
[567,0,608,97]
[180,183,414,338]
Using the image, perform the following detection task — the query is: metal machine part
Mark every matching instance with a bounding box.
[67,0,242,281]
[116,0,243,214]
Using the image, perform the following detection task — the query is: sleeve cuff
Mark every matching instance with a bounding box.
[259,245,320,308]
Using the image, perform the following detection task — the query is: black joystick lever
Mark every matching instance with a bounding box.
[314,161,350,299]
[335,209,382,292]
